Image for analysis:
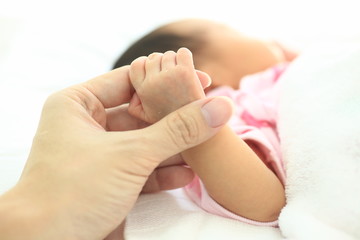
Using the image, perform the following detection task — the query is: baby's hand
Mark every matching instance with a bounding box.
[129,48,208,123]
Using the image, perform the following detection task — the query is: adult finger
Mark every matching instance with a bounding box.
[105,104,149,131]
[142,96,233,162]
[142,165,195,193]
[103,221,125,240]
[83,66,134,109]
[158,154,185,167]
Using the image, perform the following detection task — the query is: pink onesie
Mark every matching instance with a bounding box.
[184,63,288,227]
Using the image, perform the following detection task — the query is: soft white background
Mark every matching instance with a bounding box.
[0,0,359,192]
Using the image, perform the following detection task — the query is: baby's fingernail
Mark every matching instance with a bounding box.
[201,97,233,128]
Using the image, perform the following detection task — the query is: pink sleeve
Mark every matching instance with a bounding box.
[185,175,279,226]
[184,64,288,226]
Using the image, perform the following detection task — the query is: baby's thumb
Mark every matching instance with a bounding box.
[144,97,233,162]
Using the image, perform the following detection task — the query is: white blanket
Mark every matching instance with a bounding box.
[278,44,360,240]
[125,44,360,240]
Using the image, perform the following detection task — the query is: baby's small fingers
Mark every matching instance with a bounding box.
[161,50,177,71]
[146,52,163,76]
[130,56,147,89]
[176,47,194,67]
[196,70,212,89]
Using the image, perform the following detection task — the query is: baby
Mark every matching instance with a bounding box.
[118,19,298,226]
[114,18,297,91]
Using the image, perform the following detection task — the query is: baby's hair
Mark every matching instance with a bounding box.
[112,26,206,69]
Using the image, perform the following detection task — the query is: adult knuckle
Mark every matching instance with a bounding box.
[165,111,200,148]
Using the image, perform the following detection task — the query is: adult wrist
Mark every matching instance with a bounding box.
[0,183,61,240]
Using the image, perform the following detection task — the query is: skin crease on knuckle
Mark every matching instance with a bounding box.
[165,110,200,149]
[64,86,105,124]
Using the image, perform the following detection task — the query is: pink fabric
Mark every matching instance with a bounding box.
[185,63,288,226]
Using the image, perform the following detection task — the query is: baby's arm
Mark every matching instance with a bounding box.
[129,48,285,222]
[182,126,285,221]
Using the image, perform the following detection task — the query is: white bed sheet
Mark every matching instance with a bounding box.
[126,189,282,239]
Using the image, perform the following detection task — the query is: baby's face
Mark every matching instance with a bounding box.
[167,19,286,90]
[201,24,286,90]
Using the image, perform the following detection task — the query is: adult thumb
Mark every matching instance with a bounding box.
[143,96,233,162]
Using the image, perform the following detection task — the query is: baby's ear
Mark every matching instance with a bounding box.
[196,70,212,89]
[272,41,300,62]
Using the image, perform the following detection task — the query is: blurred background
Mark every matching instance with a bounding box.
[2,0,360,87]
[1,0,359,192]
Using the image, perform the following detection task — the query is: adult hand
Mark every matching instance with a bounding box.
[0,66,233,240]
[106,67,212,194]
[99,102,193,194]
